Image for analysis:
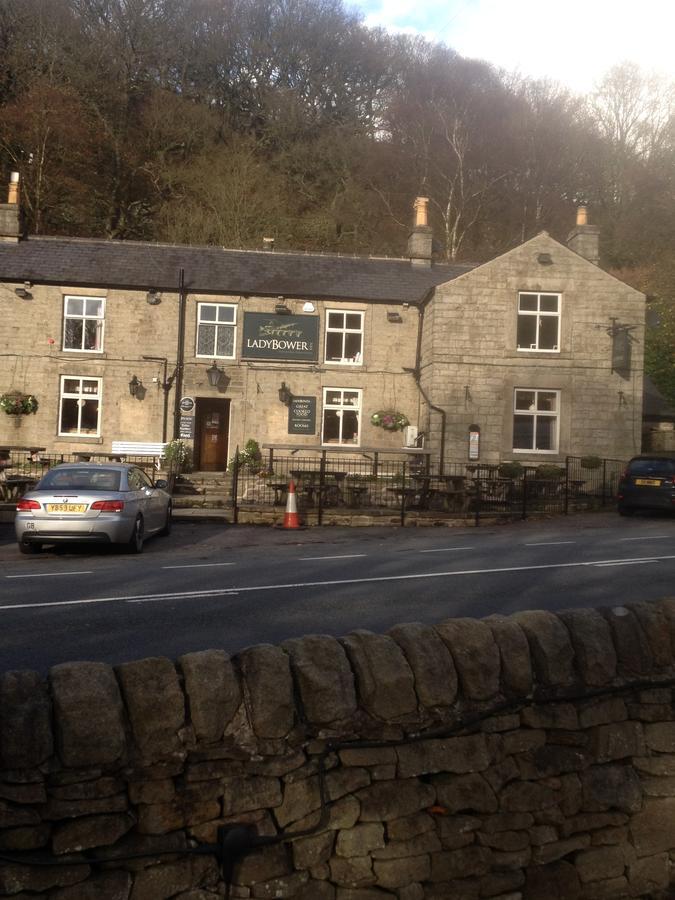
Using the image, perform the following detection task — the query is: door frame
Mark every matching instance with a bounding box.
[194,398,231,471]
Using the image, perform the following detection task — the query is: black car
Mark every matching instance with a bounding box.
[617,454,675,516]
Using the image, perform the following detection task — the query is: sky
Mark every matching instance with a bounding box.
[351,0,675,95]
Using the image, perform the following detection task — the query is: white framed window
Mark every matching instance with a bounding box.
[516,292,560,352]
[325,310,363,365]
[63,296,105,352]
[513,389,559,453]
[59,376,102,436]
[196,303,237,359]
[322,388,361,446]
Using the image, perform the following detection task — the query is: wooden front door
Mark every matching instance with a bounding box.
[195,399,230,471]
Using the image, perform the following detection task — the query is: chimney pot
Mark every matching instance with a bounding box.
[567,206,600,266]
[576,205,588,226]
[8,172,19,205]
[413,197,429,228]
[408,197,433,267]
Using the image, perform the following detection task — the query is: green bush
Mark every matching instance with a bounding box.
[580,455,602,469]
[498,462,524,479]
[228,438,263,472]
[535,464,565,480]
[163,440,192,472]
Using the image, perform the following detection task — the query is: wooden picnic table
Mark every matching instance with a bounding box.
[0,476,38,501]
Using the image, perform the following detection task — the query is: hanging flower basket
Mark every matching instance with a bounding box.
[370,410,409,432]
[0,391,39,416]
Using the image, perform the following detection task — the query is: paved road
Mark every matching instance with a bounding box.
[1,511,673,674]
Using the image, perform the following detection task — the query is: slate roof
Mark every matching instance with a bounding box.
[0,236,476,303]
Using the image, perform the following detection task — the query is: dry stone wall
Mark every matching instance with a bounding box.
[3,601,675,898]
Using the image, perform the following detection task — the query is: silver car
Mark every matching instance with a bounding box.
[15,463,172,554]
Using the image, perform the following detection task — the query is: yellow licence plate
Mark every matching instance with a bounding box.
[46,503,88,513]
[634,478,661,486]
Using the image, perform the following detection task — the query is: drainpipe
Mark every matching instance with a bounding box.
[172,267,187,440]
[404,295,447,475]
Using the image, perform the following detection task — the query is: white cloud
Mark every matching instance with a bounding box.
[356,0,675,94]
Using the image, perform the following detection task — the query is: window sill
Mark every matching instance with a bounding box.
[55,436,103,444]
[60,351,107,358]
[507,351,570,360]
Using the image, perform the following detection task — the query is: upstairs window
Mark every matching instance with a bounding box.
[513,389,559,453]
[196,303,237,359]
[517,292,560,352]
[59,376,102,436]
[63,296,105,352]
[322,388,361,446]
[325,310,363,364]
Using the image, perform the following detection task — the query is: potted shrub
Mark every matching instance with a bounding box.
[498,461,524,479]
[580,455,602,469]
[535,464,565,480]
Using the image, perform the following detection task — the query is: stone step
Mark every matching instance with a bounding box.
[173,495,230,509]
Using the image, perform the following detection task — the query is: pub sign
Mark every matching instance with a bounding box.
[242,313,319,361]
[288,396,317,435]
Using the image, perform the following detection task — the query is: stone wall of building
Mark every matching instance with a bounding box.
[3,600,675,898]
[424,233,645,465]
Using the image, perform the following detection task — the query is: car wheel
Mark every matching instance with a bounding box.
[128,516,144,553]
[19,541,41,555]
[158,503,172,537]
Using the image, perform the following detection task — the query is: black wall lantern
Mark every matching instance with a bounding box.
[206,360,223,387]
[278,381,293,405]
[128,375,141,397]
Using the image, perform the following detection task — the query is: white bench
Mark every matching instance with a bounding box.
[111,441,167,468]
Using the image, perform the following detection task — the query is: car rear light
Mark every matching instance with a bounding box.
[91,500,125,512]
[16,499,41,511]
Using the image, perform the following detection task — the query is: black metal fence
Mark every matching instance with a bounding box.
[1,446,627,526]
[230,451,627,525]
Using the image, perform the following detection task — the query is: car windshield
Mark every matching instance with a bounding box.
[37,468,122,491]
[628,458,675,477]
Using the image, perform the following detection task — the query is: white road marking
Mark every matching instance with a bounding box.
[1,555,674,611]
[298,554,367,561]
[419,547,475,553]
[594,560,659,568]
[162,562,236,569]
[618,535,671,542]
[5,571,93,579]
[524,541,576,546]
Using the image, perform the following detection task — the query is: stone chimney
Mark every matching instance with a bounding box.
[407,196,433,267]
[567,205,600,265]
[0,172,22,243]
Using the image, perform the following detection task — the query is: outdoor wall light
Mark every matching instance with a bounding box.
[206,360,223,387]
[15,282,32,299]
[387,311,403,323]
[146,289,161,305]
[128,375,142,397]
[278,382,293,405]
[275,302,291,315]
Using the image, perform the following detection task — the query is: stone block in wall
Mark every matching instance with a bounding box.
[633,754,675,776]
[0,800,41,828]
[178,649,241,743]
[329,854,376,887]
[356,779,435,822]
[437,815,481,850]
[433,773,497,815]
[251,870,310,898]
[500,781,558,813]
[386,811,436,841]
[396,734,489,779]
[335,823,385,857]
[296,880,336,900]
[479,869,525,897]
[283,635,357,726]
[0,823,50,850]
[291,829,335,868]
[629,796,675,855]
[574,844,627,883]
[338,747,397,768]
[601,607,653,676]
[580,765,642,814]
[239,644,295,739]
[387,623,458,708]
[325,767,371,802]
[521,703,578,730]
[0,781,46,804]
[561,811,628,838]
[578,698,627,729]
[627,852,669,895]
[516,744,591,780]
[627,602,673,668]
[643,721,675,752]
[128,778,176,804]
[511,611,575,688]
[428,845,492,881]
[51,811,136,856]
[557,609,617,686]
[372,831,441,859]
[48,870,132,900]
[434,618,500,701]
[41,792,129,821]
[136,797,219,834]
[50,662,126,768]
[524,860,581,899]
[0,670,53,769]
[590,721,645,762]
[373,854,431,889]
[222,775,283,817]
[485,614,533,697]
[0,861,91,895]
[115,657,185,761]
[340,631,417,722]
[129,857,194,899]
[275,774,321,828]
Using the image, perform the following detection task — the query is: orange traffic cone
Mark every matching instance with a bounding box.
[283,479,301,529]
